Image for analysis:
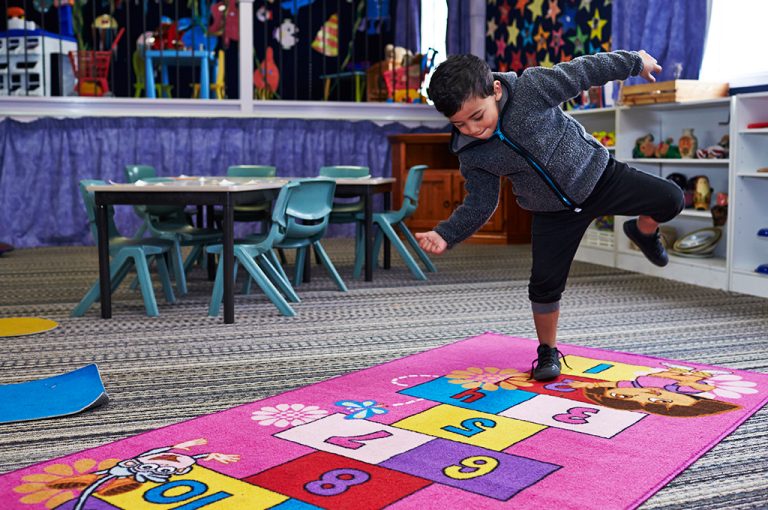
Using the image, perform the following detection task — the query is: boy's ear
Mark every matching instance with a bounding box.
[493,80,502,101]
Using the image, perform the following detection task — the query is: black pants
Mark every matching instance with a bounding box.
[528,158,685,313]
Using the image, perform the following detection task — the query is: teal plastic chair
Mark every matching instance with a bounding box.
[318,165,371,223]
[205,181,303,317]
[240,177,347,293]
[72,179,177,317]
[214,165,277,229]
[353,165,436,280]
[125,165,222,295]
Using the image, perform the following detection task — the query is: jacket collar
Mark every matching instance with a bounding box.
[450,72,516,154]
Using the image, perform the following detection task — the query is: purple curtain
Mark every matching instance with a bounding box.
[612,0,708,85]
[0,117,446,248]
[447,0,471,55]
[395,0,421,53]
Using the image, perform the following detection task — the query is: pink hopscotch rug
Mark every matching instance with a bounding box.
[2,333,767,510]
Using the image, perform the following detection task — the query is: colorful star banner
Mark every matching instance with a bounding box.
[486,0,612,75]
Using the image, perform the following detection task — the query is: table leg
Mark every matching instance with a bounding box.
[145,56,156,99]
[206,204,216,281]
[223,193,235,323]
[383,190,391,269]
[96,203,112,318]
[201,57,210,100]
[364,190,373,281]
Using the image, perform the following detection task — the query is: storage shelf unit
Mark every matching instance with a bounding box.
[569,94,766,298]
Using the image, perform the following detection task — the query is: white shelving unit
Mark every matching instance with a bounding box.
[729,92,768,298]
[568,107,618,267]
[568,95,767,298]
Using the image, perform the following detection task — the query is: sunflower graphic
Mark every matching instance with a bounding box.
[13,458,119,508]
[446,367,534,391]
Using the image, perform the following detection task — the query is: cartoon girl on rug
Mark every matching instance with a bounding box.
[569,365,757,417]
[42,439,238,510]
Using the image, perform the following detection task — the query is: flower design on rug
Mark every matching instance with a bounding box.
[251,404,328,427]
[447,367,534,391]
[12,458,119,508]
[336,400,389,419]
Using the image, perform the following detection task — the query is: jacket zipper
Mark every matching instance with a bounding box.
[493,122,583,213]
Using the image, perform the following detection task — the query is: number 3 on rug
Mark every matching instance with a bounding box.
[442,417,496,437]
[443,455,499,480]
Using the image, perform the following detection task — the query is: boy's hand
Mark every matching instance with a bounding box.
[416,231,448,255]
[638,50,662,82]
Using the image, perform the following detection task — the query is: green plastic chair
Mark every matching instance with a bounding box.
[241,177,347,293]
[125,165,222,295]
[205,181,303,317]
[353,165,436,280]
[72,179,177,317]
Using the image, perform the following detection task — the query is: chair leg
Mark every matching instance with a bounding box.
[169,240,188,295]
[257,254,300,303]
[111,259,134,293]
[313,241,348,292]
[132,253,160,316]
[208,253,225,316]
[293,247,307,287]
[153,254,176,304]
[238,252,296,316]
[265,249,291,287]
[183,244,202,273]
[277,248,287,265]
[353,221,365,280]
[373,229,384,268]
[71,254,131,317]
[399,223,437,272]
[133,222,148,240]
[378,221,427,280]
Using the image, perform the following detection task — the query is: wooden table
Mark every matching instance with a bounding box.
[88,176,394,323]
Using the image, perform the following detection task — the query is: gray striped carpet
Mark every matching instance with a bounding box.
[1,240,766,509]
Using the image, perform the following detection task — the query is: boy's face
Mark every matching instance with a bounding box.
[448,80,503,140]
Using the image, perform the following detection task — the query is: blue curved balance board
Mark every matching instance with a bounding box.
[0,364,108,424]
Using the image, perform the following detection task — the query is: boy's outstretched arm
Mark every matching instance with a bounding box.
[522,49,661,108]
[417,166,501,255]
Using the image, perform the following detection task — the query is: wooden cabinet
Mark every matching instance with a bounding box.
[389,133,531,244]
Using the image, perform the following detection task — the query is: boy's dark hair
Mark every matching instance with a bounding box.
[427,54,495,117]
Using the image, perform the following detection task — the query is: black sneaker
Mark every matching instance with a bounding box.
[531,344,563,381]
[623,219,669,267]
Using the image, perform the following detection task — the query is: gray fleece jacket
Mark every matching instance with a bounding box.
[434,50,644,248]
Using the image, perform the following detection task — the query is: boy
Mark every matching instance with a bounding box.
[416,50,684,381]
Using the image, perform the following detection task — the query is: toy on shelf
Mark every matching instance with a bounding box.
[756,228,768,275]
[375,46,437,103]
[68,27,125,96]
[690,175,713,211]
[696,135,729,159]
[7,7,36,30]
[592,130,615,147]
[678,128,699,158]
[632,133,656,158]
[655,137,681,158]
